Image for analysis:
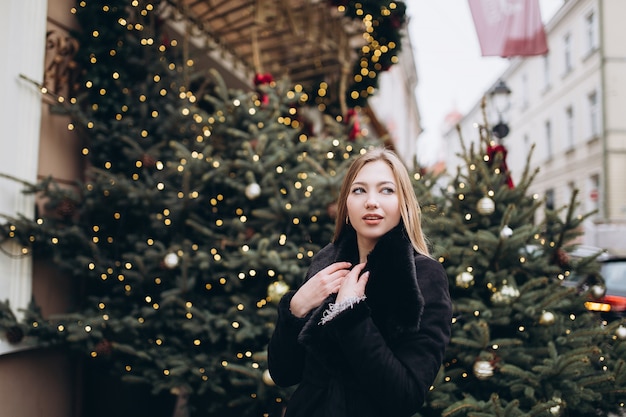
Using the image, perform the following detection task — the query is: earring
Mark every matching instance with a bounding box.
[346,216,350,224]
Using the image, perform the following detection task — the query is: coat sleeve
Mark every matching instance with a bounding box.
[267,290,309,387]
[268,243,337,386]
[324,257,452,415]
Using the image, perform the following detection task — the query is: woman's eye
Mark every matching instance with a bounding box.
[351,187,365,194]
[382,187,395,194]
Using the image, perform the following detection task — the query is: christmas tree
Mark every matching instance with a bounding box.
[414,107,626,417]
[0,1,381,416]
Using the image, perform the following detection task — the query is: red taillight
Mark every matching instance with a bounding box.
[603,295,626,312]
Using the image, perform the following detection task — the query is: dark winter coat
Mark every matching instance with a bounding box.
[268,224,452,417]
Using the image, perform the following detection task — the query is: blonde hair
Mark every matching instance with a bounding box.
[333,147,430,256]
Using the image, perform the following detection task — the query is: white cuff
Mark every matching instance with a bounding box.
[319,296,366,325]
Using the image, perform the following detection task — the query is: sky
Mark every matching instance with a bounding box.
[405,0,564,165]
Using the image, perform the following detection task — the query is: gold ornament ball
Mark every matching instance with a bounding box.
[268,281,290,303]
[455,271,475,288]
[476,197,496,215]
[539,310,555,325]
[473,360,494,380]
[262,369,275,386]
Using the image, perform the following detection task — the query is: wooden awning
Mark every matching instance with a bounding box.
[162,0,364,93]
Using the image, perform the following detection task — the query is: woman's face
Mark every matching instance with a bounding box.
[346,160,401,254]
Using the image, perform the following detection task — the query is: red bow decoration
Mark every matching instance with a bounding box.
[487,144,514,189]
[254,73,274,106]
[345,109,360,141]
[253,73,274,86]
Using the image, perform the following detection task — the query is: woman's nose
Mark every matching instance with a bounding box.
[365,199,379,209]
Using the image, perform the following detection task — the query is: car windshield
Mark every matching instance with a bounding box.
[603,261,626,293]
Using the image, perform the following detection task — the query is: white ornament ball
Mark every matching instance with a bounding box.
[245,182,262,200]
[476,197,496,215]
[491,284,520,305]
[262,369,275,386]
[500,225,513,238]
[549,397,563,415]
[616,326,626,340]
[473,360,494,380]
[590,284,606,299]
[455,271,475,289]
[163,252,180,269]
[539,310,555,325]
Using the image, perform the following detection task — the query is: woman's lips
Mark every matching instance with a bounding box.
[362,214,383,224]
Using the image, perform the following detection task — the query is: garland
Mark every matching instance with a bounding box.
[330,0,407,109]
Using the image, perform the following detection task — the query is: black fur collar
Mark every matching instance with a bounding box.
[299,224,425,351]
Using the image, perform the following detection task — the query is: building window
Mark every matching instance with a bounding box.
[588,90,600,138]
[563,33,573,74]
[565,106,574,149]
[585,11,597,53]
[545,188,555,210]
[545,120,553,160]
[542,55,551,90]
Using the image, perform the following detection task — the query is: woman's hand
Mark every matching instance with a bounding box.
[336,263,369,304]
[290,262,351,318]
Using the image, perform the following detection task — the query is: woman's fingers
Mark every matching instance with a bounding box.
[336,263,368,303]
[289,262,352,317]
[356,270,369,290]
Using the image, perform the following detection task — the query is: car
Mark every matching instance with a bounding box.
[583,257,626,319]
[563,250,626,320]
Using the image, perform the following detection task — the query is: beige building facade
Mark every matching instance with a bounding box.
[444,0,626,255]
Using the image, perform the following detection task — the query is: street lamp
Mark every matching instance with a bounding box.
[489,79,512,139]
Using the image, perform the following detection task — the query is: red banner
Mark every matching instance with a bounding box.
[468,0,548,57]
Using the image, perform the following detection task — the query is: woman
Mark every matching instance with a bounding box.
[268,147,452,417]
